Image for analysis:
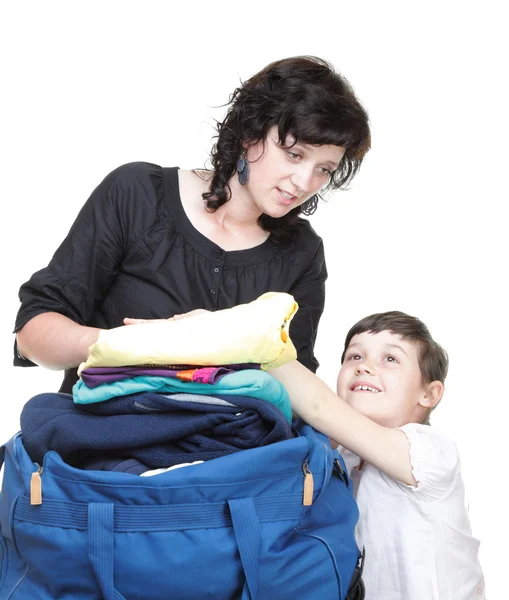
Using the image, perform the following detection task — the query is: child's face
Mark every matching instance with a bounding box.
[336,330,429,428]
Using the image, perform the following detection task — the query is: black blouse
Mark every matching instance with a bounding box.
[14,163,327,393]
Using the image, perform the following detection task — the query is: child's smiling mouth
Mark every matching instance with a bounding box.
[350,382,382,393]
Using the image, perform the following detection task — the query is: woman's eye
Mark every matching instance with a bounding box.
[287,151,301,160]
[318,167,331,176]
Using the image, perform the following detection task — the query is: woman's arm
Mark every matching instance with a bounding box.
[16,313,100,370]
[17,308,212,370]
[14,164,158,371]
[271,360,416,486]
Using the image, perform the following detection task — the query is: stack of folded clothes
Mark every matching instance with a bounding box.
[21,292,298,475]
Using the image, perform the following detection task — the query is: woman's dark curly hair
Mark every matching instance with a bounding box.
[203,56,371,245]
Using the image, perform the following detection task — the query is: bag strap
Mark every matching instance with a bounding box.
[228,497,261,600]
[16,493,293,600]
[15,492,304,531]
[86,499,261,600]
[88,503,127,600]
[82,498,261,600]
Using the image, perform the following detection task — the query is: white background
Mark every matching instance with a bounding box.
[1,1,506,597]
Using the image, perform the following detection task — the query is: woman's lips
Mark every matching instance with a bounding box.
[277,188,297,206]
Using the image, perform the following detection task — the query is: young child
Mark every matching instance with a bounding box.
[271,310,485,600]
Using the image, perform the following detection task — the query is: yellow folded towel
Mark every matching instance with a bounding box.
[78,292,298,374]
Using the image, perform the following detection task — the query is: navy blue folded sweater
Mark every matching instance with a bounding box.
[20,391,293,473]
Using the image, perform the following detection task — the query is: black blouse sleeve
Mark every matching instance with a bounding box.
[13,162,162,366]
[288,237,327,374]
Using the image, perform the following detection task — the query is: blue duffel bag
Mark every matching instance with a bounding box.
[0,422,361,599]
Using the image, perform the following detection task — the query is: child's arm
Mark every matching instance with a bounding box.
[271,360,417,486]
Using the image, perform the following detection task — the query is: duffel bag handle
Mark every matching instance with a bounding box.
[88,503,127,600]
[227,497,261,600]
[87,499,261,600]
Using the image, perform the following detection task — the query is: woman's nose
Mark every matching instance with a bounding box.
[291,165,314,195]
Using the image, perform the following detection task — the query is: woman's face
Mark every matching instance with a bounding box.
[243,126,345,218]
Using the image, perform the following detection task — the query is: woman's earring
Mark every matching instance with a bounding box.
[300,195,319,216]
[237,152,249,186]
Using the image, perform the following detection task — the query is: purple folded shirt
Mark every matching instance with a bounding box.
[80,364,260,389]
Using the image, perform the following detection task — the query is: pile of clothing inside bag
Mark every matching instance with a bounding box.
[20,292,298,476]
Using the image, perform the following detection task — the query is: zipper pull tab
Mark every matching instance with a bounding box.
[302,461,314,506]
[334,458,350,488]
[30,466,43,506]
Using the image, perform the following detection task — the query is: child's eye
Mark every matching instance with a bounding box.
[347,353,362,361]
[384,354,398,363]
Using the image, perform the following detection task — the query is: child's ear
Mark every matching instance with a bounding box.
[419,381,444,409]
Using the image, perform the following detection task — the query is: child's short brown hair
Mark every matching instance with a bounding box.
[341,311,449,386]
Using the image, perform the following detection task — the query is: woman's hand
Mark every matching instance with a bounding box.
[123,309,209,326]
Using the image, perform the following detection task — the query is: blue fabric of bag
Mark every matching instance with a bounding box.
[0,422,360,600]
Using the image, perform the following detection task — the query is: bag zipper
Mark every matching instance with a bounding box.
[27,444,319,507]
[30,464,43,505]
[333,457,350,488]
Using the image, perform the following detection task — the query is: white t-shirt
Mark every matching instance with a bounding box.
[338,423,486,600]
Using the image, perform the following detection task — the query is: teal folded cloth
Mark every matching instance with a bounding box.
[73,369,292,423]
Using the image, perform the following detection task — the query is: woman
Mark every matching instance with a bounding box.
[14,56,370,393]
